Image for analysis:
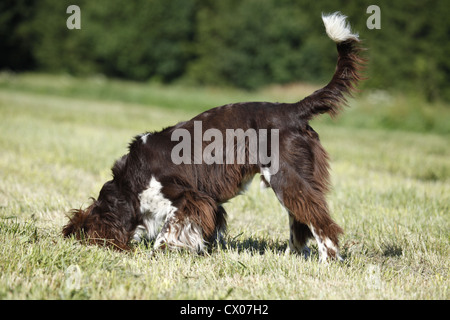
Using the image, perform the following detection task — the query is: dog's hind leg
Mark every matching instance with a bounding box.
[270,151,343,262]
[274,178,343,262]
[287,215,312,258]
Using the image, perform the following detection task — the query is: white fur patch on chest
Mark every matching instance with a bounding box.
[138,176,177,239]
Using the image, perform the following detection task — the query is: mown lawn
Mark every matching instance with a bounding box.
[0,73,448,299]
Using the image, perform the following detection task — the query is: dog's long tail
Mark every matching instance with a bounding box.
[296,12,365,120]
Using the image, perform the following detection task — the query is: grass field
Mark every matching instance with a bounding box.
[0,73,448,299]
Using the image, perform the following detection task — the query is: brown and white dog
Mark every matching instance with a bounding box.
[63,13,365,262]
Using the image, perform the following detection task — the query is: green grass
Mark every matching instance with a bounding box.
[0,73,448,299]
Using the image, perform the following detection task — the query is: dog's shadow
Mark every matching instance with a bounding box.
[134,236,351,262]
[216,234,288,256]
[134,234,289,256]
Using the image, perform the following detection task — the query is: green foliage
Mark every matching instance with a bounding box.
[188,0,325,89]
[358,0,450,101]
[1,0,449,100]
[25,0,197,81]
[0,0,37,70]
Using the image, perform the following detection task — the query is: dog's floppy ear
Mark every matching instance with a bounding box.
[62,203,95,239]
[62,201,131,250]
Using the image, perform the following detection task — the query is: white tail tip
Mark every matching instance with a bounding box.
[322,12,359,43]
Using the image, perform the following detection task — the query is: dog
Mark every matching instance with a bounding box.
[63,12,364,262]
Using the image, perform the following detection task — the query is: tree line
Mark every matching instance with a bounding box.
[1,0,449,101]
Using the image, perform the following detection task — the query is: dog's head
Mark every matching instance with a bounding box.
[62,180,137,250]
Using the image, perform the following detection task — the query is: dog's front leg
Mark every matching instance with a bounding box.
[153,214,206,253]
